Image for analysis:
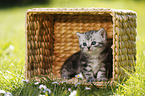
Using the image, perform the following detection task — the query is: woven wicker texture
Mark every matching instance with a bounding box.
[113,12,137,81]
[26,13,54,78]
[25,8,137,82]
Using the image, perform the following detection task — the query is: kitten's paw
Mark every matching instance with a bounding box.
[97,78,108,81]
[86,78,95,82]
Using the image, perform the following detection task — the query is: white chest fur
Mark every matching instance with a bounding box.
[85,47,106,75]
[89,55,102,75]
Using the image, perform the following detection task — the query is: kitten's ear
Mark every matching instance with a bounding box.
[98,28,107,39]
[76,32,83,39]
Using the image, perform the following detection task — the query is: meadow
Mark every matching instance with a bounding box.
[0,0,145,95]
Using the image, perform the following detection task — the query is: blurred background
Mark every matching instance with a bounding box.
[0,0,145,81]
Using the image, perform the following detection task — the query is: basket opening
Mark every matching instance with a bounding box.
[26,13,113,81]
[52,14,113,80]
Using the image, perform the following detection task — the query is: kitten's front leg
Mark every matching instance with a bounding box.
[61,68,71,79]
[97,63,108,81]
[84,72,95,82]
[82,65,95,82]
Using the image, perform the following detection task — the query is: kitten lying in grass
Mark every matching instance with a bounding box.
[61,28,112,82]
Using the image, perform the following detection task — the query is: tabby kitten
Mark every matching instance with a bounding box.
[61,28,111,82]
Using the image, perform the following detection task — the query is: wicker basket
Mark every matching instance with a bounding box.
[25,8,137,85]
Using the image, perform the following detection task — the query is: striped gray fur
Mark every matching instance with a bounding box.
[61,28,112,82]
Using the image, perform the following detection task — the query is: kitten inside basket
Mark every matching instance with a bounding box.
[61,28,111,82]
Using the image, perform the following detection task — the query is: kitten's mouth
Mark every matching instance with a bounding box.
[87,49,93,52]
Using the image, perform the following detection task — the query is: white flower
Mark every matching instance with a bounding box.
[4,92,13,96]
[9,45,15,50]
[38,84,52,94]
[39,85,47,90]
[85,87,91,90]
[52,81,59,85]
[75,73,84,79]
[22,79,29,83]
[10,63,14,66]
[45,88,51,94]
[69,90,77,96]
[39,95,45,96]
[0,90,6,94]
[34,82,39,85]
[68,88,71,91]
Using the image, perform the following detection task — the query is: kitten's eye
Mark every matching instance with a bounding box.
[83,43,87,46]
[91,41,96,45]
[94,42,105,48]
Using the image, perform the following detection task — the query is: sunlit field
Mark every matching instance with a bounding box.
[0,0,145,95]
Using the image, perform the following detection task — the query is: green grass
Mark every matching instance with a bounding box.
[6,76,114,96]
[0,0,145,95]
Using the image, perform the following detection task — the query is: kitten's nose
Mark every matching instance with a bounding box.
[87,47,91,50]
